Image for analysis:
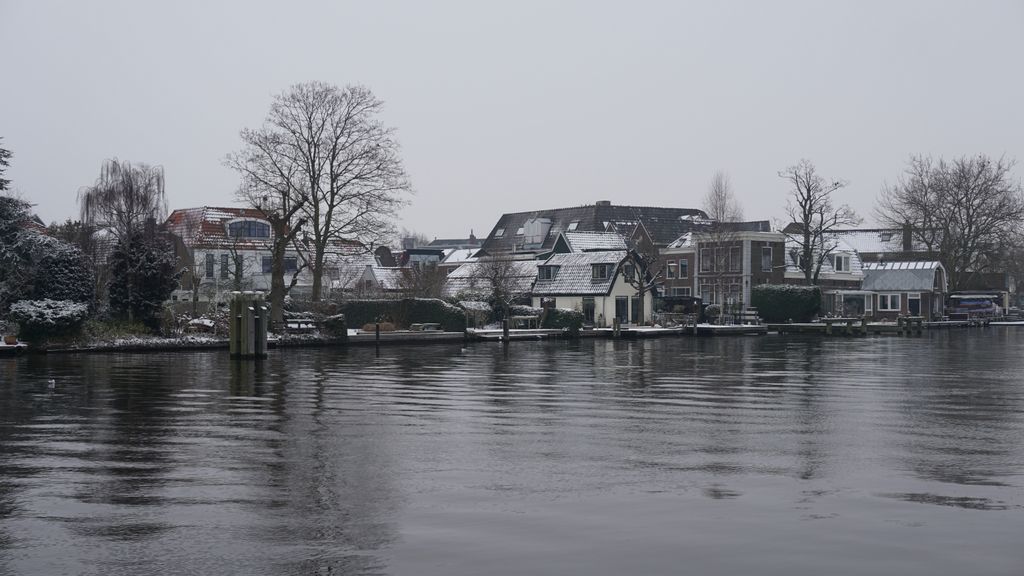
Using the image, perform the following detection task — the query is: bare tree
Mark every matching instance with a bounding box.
[397,263,447,298]
[703,171,743,222]
[79,159,167,242]
[620,245,661,325]
[475,256,533,318]
[780,160,860,284]
[699,171,746,317]
[229,83,411,304]
[225,120,310,326]
[876,155,1024,291]
[400,227,431,248]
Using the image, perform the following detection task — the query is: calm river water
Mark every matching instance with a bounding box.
[1,331,1023,575]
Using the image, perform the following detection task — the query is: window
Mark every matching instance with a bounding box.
[715,247,725,272]
[672,287,692,296]
[878,293,900,311]
[567,221,579,231]
[220,254,229,280]
[865,294,873,313]
[515,227,525,236]
[228,220,270,238]
[592,264,609,280]
[679,258,688,278]
[284,257,298,273]
[494,228,505,238]
[205,253,214,278]
[700,284,715,304]
[262,256,273,273]
[834,254,851,273]
[538,266,558,280]
[729,246,742,272]
[623,264,635,280]
[666,261,677,279]
[700,248,712,273]
[761,247,773,272]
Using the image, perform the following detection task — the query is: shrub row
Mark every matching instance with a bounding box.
[541,308,583,335]
[8,299,90,342]
[338,298,467,332]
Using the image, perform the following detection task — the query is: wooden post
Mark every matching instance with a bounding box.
[897,316,904,335]
[229,291,268,358]
[502,319,510,343]
[860,316,868,336]
[825,319,833,336]
[613,317,621,338]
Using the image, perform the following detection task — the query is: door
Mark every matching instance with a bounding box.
[908,294,921,316]
[582,298,595,326]
[631,296,640,324]
[615,296,628,323]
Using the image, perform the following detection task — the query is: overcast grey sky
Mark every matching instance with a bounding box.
[1,0,1022,238]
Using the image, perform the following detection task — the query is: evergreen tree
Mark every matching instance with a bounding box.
[108,231,179,329]
[0,138,12,192]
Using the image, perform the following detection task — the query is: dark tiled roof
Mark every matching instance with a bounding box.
[480,202,707,255]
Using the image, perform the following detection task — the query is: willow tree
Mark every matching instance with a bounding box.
[79,159,167,241]
[78,159,169,316]
[228,82,410,306]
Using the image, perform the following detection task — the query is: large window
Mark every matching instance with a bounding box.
[672,287,692,296]
[700,248,712,273]
[834,254,851,273]
[878,293,901,311]
[220,254,229,280]
[228,220,270,238]
[679,258,689,278]
[284,257,298,273]
[761,247,773,272]
[666,261,677,279]
[262,256,273,273]
[729,246,742,272]
[205,253,214,278]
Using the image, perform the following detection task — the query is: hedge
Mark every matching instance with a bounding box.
[751,285,822,322]
[338,298,466,332]
[541,307,583,335]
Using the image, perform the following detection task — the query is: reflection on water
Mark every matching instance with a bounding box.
[1,331,1023,575]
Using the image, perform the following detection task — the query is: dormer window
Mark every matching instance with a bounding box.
[592,263,610,280]
[515,226,525,236]
[227,220,270,238]
[538,266,559,281]
[833,253,851,273]
[567,221,579,231]
[494,228,505,238]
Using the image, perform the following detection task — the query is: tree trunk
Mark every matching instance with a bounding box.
[269,223,288,328]
[310,247,326,302]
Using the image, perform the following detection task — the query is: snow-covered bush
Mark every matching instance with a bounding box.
[30,239,94,303]
[704,304,722,323]
[8,299,90,341]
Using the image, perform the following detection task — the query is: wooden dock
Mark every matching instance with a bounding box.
[347,330,466,345]
[468,328,566,341]
[694,324,768,336]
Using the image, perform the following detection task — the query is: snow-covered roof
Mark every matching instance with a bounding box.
[561,231,627,252]
[862,261,944,292]
[441,248,479,265]
[372,267,406,291]
[832,229,929,254]
[443,259,539,298]
[533,250,626,296]
[783,236,864,277]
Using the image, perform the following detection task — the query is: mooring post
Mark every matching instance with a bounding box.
[825,320,833,336]
[897,316,904,335]
[502,318,510,343]
[229,291,268,358]
[613,317,621,338]
[861,316,868,336]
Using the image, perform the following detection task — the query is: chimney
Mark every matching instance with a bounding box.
[596,200,611,207]
[902,223,913,252]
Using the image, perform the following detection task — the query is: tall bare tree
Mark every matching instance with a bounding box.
[474,256,533,318]
[621,246,661,325]
[703,171,743,222]
[225,130,309,326]
[699,171,746,315]
[876,154,1024,291]
[229,82,411,304]
[780,160,860,284]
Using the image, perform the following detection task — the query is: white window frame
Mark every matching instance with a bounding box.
[539,266,558,281]
[761,246,773,272]
[700,248,712,273]
[494,228,505,238]
[878,293,901,311]
[865,294,873,313]
[515,226,525,236]
[567,221,579,231]
[834,253,851,273]
[729,246,742,272]
[679,258,689,278]
[592,264,609,280]
[666,261,677,279]
[673,287,692,296]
